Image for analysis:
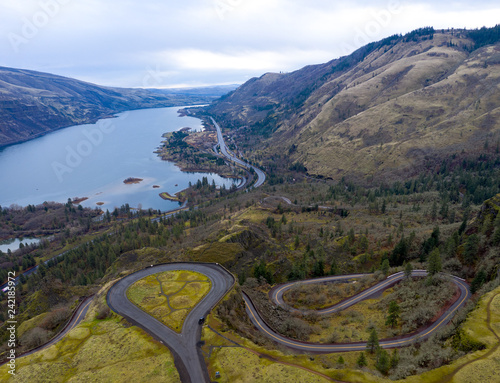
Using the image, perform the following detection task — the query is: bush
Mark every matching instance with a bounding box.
[95,303,111,320]
[20,327,50,349]
[376,349,390,375]
[452,329,486,352]
[40,307,71,330]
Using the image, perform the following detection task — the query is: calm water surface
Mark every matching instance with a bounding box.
[0,237,41,253]
[0,107,236,211]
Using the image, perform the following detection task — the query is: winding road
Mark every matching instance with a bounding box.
[0,296,93,365]
[243,270,470,352]
[5,118,472,379]
[14,267,469,381]
[210,117,266,188]
[106,263,235,383]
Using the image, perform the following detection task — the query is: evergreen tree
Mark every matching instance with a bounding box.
[390,349,399,369]
[337,356,345,366]
[431,201,438,220]
[366,328,379,354]
[294,235,300,249]
[385,300,400,328]
[312,259,325,277]
[404,262,413,279]
[348,228,356,244]
[376,349,390,375]
[329,259,339,275]
[464,234,479,265]
[238,270,247,286]
[359,235,369,253]
[390,237,409,266]
[470,270,487,294]
[356,352,368,367]
[427,248,442,275]
[493,228,500,246]
[380,259,390,275]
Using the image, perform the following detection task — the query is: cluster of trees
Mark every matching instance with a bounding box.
[466,24,500,51]
[403,26,435,42]
[0,202,103,283]
[319,151,500,210]
[358,328,400,375]
[0,201,98,233]
[1,206,215,310]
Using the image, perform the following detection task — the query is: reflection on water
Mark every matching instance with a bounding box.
[0,107,238,212]
[0,237,41,253]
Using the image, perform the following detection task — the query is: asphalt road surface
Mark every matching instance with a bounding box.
[0,296,94,365]
[107,263,234,383]
[244,270,470,352]
[210,117,266,188]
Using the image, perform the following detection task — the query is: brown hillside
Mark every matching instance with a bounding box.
[206,29,500,182]
[0,67,219,148]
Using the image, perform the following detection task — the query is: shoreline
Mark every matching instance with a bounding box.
[159,191,184,202]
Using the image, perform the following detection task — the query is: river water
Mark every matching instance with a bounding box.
[0,107,236,212]
[0,237,41,253]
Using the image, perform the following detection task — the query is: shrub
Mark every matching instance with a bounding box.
[452,329,486,352]
[95,303,111,320]
[356,352,367,367]
[20,327,50,349]
[40,307,71,330]
[376,349,390,375]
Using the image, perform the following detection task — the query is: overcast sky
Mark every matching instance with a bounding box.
[1,0,499,88]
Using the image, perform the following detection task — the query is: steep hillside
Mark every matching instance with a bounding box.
[205,27,500,182]
[0,67,218,148]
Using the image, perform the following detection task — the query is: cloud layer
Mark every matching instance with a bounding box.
[0,0,499,87]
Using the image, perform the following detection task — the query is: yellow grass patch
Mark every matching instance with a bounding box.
[127,270,211,333]
[17,312,49,338]
[209,347,327,383]
[0,318,180,383]
[204,313,385,383]
[283,278,377,310]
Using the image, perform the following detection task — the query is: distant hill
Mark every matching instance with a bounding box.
[204,26,500,183]
[149,84,239,97]
[0,67,229,148]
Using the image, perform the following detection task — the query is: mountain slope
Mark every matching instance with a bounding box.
[205,27,500,182]
[0,67,215,148]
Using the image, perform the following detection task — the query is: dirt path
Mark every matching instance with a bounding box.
[440,292,499,383]
[206,325,346,383]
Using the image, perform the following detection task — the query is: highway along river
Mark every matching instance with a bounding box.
[0,107,237,212]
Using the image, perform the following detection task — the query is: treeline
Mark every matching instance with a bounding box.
[325,152,500,207]
[0,201,103,283]
[21,209,214,287]
[0,200,99,233]
[466,24,500,51]
[0,206,223,346]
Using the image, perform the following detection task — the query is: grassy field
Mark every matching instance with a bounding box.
[127,270,211,332]
[0,317,180,383]
[308,291,394,343]
[283,276,377,310]
[206,283,500,383]
[202,310,388,383]
[399,285,500,383]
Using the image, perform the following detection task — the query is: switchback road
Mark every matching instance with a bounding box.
[244,270,470,352]
[107,263,234,383]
